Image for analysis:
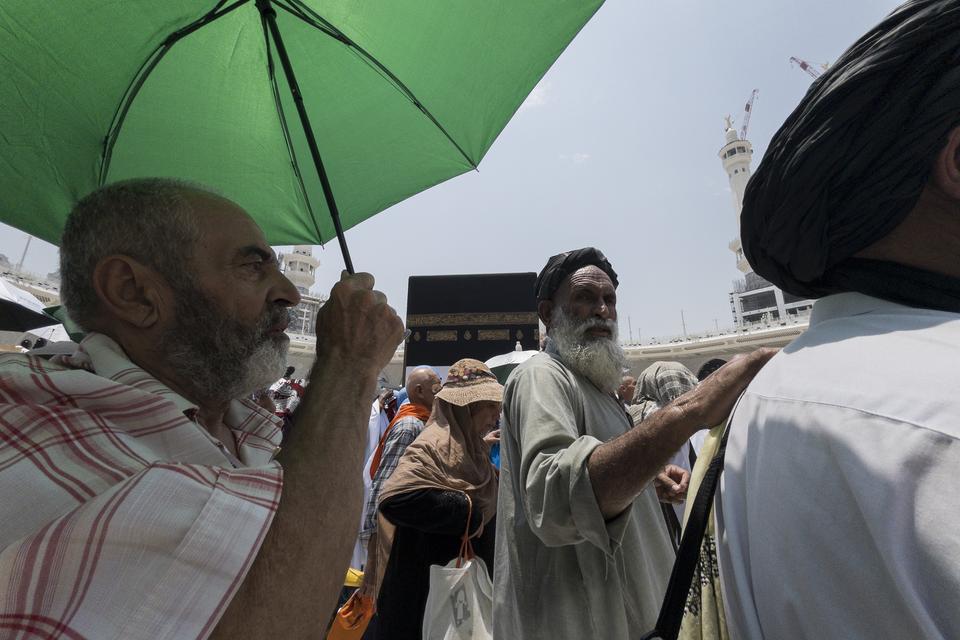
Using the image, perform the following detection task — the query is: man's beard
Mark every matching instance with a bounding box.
[158,281,290,406]
[547,306,627,394]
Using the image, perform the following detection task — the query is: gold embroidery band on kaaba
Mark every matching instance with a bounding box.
[406,312,539,327]
[477,329,510,341]
[426,330,458,342]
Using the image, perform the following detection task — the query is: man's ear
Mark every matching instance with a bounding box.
[91,255,169,329]
[931,125,960,200]
[538,299,554,330]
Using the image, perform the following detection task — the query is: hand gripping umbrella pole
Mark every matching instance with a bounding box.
[256,0,355,274]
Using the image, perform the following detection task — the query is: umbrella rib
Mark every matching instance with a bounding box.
[257,11,325,245]
[99,0,251,185]
[274,0,479,171]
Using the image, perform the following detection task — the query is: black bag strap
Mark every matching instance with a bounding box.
[659,501,682,554]
[640,395,743,640]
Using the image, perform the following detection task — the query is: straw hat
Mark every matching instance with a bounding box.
[436,358,504,407]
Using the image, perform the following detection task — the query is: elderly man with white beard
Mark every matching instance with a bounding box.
[493,247,774,640]
[0,179,404,639]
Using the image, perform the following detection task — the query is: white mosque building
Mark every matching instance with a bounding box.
[280,245,328,373]
[721,122,815,326]
[605,118,814,378]
[282,245,322,333]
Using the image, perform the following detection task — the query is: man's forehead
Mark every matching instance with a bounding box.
[566,265,616,290]
[188,192,271,257]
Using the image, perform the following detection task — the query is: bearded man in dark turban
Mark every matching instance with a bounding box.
[716,2,960,638]
[493,247,774,639]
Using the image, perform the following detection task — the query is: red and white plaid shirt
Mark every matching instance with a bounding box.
[0,333,284,639]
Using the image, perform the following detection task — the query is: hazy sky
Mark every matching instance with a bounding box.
[0,0,902,339]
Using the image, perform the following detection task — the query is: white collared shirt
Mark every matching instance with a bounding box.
[716,292,960,639]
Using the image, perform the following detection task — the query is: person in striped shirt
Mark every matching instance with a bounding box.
[0,178,404,639]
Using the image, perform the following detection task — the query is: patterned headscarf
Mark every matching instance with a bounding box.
[629,361,698,425]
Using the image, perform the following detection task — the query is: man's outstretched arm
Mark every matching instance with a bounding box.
[588,349,776,519]
[212,272,403,639]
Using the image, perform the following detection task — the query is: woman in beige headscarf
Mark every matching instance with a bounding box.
[363,358,502,640]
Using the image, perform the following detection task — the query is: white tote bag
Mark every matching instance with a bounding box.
[422,554,493,640]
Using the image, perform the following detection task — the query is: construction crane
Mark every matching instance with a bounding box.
[739,89,759,140]
[789,56,827,79]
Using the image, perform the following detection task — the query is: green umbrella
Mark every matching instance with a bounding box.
[0,0,603,271]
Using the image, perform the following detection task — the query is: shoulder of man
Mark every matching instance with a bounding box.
[505,351,576,395]
[391,415,427,435]
[503,352,588,429]
[0,352,73,380]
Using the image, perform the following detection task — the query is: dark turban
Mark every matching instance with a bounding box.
[741,0,960,302]
[535,247,618,301]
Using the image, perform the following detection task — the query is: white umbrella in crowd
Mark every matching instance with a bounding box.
[485,342,539,384]
[0,277,75,350]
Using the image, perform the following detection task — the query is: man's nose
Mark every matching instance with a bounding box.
[271,272,302,308]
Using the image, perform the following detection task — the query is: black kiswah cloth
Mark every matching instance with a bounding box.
[535,247,618,301]
[740,0,960,313]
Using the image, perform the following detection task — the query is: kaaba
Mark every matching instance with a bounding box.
[404,272,539,370]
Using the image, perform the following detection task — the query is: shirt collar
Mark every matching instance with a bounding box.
[75,332,200,415]
[809,291,941,327]
[71,332,284,439]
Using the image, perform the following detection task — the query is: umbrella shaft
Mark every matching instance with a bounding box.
[256,0,355,275]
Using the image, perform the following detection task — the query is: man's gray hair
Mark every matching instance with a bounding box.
[59,178,209,329]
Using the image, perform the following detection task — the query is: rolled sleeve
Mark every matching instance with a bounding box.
[507,361,631,556]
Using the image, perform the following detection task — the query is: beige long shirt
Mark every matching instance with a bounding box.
[493,352,674,639]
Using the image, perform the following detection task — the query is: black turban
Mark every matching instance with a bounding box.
[535,247,618,301]
[741,0,960,301]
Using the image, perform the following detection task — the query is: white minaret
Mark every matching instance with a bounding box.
[719,117,754,274]
[282,245,320,294]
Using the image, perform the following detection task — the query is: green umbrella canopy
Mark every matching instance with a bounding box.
[0,0,603,260]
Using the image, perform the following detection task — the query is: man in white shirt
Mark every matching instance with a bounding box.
[716,2,960,637]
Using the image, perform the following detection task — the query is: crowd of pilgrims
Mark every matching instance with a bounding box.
[7,1,960,638]
[259,354,729,638]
